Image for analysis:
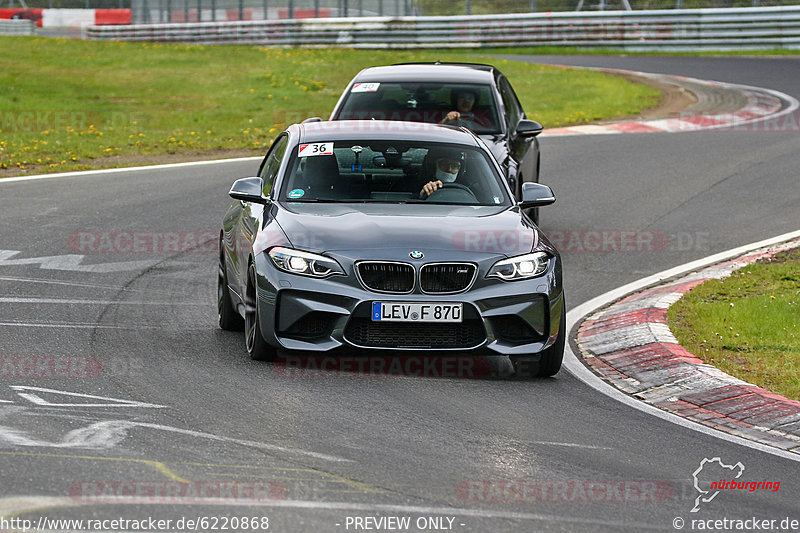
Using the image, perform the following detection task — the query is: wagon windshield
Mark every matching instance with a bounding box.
[335,83,501,135]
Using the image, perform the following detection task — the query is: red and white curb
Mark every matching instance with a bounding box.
[542,69,799,137]
[576,238,800,454]
[0,8,130,27]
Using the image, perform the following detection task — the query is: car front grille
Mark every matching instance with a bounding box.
[357,262,415,293]
[344,318,486,348]
[420,263,476,294]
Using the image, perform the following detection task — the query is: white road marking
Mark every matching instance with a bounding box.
[130,422,351,462]
[530,441,613,450]
[0,157,264,184]
[0,321,161,329]
[0,420,134,449]
[0,275,154,293]
[563,229,800,463]
[0,249,159,273]
[0,297,203,306]
[0,156,263,184]
[10,386,166,408]
[0,418,350,462]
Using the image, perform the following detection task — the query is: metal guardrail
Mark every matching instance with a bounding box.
[0,18,35,33]
[86,6,800,50]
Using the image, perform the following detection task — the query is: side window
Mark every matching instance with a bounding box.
[259,135,289,197]
[498,77,522,132]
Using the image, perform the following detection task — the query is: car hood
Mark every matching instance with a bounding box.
[275,203,537,258]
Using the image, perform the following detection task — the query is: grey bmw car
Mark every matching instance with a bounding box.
[218,120,565,377]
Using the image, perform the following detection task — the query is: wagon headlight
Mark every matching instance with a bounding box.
[268,247,344,278]
[488,251,551,281]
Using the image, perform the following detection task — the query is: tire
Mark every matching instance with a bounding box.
[218,245,244,331]
[511,301,565,379]
[245,263,278,362]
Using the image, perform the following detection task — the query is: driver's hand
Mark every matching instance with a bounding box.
[441,111,460,124]
[420,180,444,198]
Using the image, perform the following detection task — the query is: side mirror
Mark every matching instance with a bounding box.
[518,182,555,209]
[516,119,543,138]
[302,117,323,124]
[229,177,269,204]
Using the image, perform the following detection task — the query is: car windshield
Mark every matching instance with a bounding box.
[280,140,511,206]
[335,83,501,135]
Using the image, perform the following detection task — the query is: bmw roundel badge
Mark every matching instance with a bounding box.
[409,251,424,260]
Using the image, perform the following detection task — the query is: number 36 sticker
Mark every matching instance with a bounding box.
[298,142,333,157]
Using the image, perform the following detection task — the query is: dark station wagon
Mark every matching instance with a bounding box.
[330,62,544,221]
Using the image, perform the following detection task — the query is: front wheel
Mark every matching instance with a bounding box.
[245,264,277,362]
[511,301,565,378]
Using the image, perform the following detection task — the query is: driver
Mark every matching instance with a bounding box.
[439,88,491,130]
[419,155,462,199]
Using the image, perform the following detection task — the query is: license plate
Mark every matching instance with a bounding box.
[371,302,463,323]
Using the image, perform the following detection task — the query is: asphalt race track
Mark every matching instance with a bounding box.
[1,56,799,532]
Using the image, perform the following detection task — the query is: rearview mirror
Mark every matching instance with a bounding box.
[517,119,543,138]
[229,177,268,204]
[518,182,555,209]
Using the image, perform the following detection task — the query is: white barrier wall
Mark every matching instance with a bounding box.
[86,6,800,51]
[41,9,96,28]
[0,19,34,35]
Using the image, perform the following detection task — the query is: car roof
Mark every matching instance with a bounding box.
[350,64,497,85]
[295,120,482,146]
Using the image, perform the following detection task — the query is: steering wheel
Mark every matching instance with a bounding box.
[426,182,478,203]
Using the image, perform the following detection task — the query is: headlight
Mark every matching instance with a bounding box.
[268,247,345,278]
[487,251,550,281]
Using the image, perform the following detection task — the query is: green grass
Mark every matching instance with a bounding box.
[0,36,659,176]
[668,246,800,401]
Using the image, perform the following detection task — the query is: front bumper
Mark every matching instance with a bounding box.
[253,252,563,356]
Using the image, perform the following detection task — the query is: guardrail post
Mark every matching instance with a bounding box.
[211,0,215,21]
[466,0,471,15]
